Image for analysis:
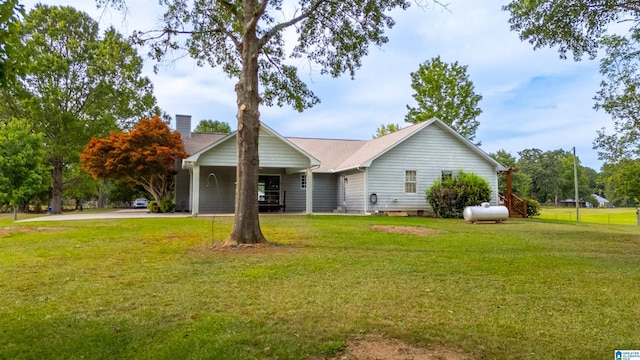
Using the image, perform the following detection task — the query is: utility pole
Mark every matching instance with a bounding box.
[573,147,579,222]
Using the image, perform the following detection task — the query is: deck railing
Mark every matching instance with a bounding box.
[500,193,527,218]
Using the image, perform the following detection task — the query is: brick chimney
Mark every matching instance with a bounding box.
[175,114,192,138]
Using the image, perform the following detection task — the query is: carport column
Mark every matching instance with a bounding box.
[363,168,368,214]
[305,168,313,214]
[192,165,200,216]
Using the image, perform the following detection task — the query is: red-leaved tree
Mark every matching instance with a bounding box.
[80,116,188,206]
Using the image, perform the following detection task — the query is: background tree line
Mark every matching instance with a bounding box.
[489,148,636,208]
[0,4,174,216]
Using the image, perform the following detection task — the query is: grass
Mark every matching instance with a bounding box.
[539,206,639,225]
[1,214,639,359]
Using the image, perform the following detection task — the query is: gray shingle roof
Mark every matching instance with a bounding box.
[332,122,425,171]
[287,137,367,172]
[182,132,227,157]
[288,122,426,173]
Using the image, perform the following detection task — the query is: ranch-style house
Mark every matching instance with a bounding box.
[174,115,505,215]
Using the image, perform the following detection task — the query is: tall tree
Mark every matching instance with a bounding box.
[490,149,531,197]
[100,0,444,244]
[81,116,188,207]
[593,33,640,162]
[0,118,47,220]
[559,152,590,200]
[516,148,566,203]
[405,56,483,143]
[195,119,232,134]
[1,5,158,214]
[504,1,640,164]
[609,158,640,202]
[63,164,99,210]
[0,0,24,85]
[601,160,639,206]
[583,166,599,193]
[373,123,400,138]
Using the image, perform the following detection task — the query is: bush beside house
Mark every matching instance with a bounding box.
[426,170,492,218]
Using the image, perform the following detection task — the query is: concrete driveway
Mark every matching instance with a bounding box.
[16,209,192,222]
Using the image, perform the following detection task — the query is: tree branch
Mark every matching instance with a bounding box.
[62,176,80,191]
[258,0,332,47]
[247,0,269,33]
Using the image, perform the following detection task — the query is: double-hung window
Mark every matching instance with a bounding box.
[405,170,417,193]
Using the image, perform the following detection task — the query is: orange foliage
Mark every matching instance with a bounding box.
[80,115,188,200]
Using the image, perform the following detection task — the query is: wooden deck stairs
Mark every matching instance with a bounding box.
[498,167,527,218]
[500,193,527,218]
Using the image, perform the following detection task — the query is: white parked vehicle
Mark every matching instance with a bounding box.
[132,198,149,209]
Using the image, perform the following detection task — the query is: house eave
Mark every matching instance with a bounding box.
[332,164,369,173]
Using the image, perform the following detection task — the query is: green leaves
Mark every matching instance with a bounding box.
[503,0,626,60]
[405,56,483,143]
[490,149,531,197]
[1,5,162,211]
[194,119,232,133]
[593,31,640,163]
[607,158,640,201]
[0,0,24,85]
[515,148,591,203]
[0,118,47,207]
[141,0,413,111]
[293,0,409,81]
[504,0,640,179]
[372,123,400,138]
[426,170,492,218]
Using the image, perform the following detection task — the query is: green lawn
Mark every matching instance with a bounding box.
[539,206,639,225]
[1,214,639,359]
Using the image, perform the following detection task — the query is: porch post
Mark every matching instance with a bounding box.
[363,168,368,214]
[192,164,200,216]
[305,168,313,214]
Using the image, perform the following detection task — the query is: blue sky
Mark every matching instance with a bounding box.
[23,0,612,170]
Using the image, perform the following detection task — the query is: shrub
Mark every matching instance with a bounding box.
[159,199,175,213]
[147,201,159,213]
[147,199,175,213]
[426,180,458,218]
[525,197,540,217]
[426,170,491,218]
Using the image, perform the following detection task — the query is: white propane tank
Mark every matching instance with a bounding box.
[463,202,509,223]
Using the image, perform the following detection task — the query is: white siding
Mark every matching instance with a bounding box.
[368,125,499,212]
[197,130,311,169]
[258,132,310,168]
[199,139,237,166]
[343,171,365,213]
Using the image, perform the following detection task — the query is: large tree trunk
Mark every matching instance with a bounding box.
[51,158,64,214]
[225,1,267,245]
